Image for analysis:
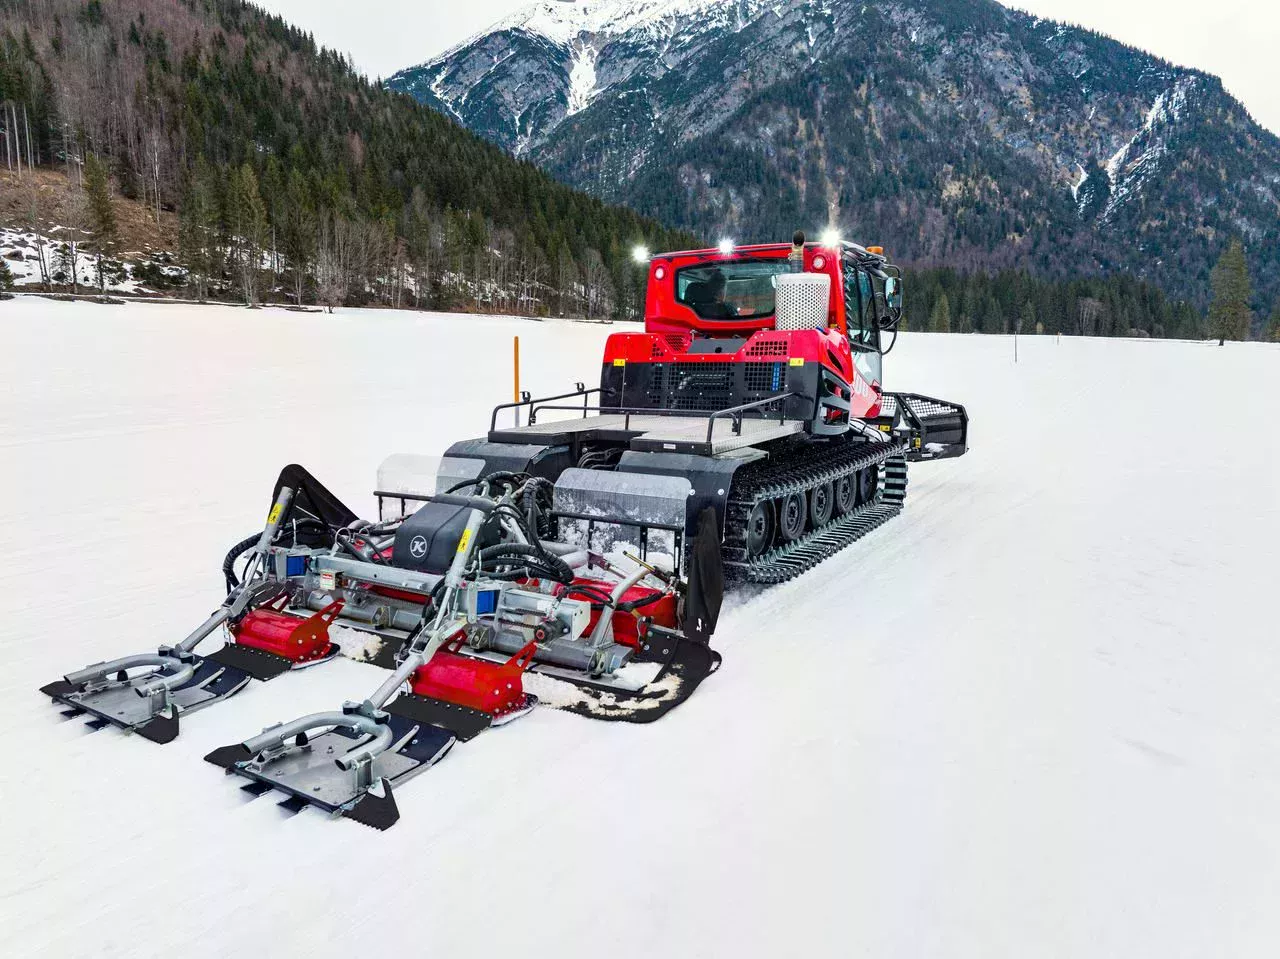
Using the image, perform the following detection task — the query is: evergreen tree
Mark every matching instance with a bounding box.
[1208,240,1254,342]
[227,164,267,305]
[1266,304,1280,343]
[179,157,220,302]
[0,258,13,291]
[281,167,316,305]
[929,292,951,333]
[84,154,118,292]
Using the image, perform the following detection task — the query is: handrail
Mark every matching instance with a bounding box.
[526,402,702,430]
[490,384,601,431]
[703,393,795,444]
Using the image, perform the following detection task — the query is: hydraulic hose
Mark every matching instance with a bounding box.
[480,543,574,584]
[222,533,262,593]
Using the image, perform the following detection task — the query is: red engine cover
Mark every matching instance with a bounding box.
[411,638,536,718]
[231,597,343,665]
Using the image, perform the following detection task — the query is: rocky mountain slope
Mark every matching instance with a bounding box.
[390,0,1280,310]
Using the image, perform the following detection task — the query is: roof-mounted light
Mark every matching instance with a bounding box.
[632,244,651,264]
[820,229,842,247]
[717,239,735,255]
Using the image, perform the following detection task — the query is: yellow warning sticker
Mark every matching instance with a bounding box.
[456,528,473,554]
[879,424,892,432]
[267,504,282,525]
[789,358,805,367]
[613,359,627,367]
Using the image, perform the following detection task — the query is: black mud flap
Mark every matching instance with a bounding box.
[342,778,400,831]
[135,710,180,744]
[39,680,81,701]
[685,507,725,645]
[557,632,722,725]
[204,743,254,770]
[206,643,295,682]
[272,464,360,546]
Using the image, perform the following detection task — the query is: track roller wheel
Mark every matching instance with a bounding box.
[834,474,856,516]
[778,492,807,542]
[745,500,775,558]
[809,481,834,529]
[857,466,879,505]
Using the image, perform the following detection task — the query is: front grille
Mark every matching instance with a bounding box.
[671,363,733,393]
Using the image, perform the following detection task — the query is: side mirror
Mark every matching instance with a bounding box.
[885,277,903,312]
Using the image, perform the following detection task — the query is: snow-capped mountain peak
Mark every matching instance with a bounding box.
[388,0,1280,307]
[496,0,725,46]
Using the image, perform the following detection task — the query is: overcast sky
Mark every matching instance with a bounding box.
[254,0,1278,134]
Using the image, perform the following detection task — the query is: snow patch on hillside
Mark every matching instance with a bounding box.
[565,41,600,116]
[1103,77,1197,221]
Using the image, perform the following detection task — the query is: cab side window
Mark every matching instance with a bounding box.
[843,263,880,349]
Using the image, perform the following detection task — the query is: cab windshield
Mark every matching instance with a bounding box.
[675,260,793,320]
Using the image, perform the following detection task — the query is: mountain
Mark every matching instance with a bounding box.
[389,0,1280,313]
[0,0,692,313]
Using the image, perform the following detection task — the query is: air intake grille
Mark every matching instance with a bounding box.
[775,274,830,331]
[747,337,789,358]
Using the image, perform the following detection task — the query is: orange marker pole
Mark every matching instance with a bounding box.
[513,336,521,427]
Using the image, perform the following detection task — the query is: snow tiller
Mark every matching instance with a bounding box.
[203,468,724,829]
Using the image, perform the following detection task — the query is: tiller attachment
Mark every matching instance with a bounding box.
[206,494,540,829]
[231,597,343,667]
[410,638,537,720]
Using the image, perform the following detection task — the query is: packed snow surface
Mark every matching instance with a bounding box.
[2,298,1280,958]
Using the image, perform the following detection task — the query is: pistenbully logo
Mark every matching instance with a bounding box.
[409,536,429,559]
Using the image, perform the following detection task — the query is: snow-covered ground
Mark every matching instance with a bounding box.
[2,298,1279,958]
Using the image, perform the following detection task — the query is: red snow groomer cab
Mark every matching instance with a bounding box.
[474,231,969,584]
[601,233,897,434]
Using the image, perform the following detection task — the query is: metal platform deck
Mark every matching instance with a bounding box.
[489,413,803,456]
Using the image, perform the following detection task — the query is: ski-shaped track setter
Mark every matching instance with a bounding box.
[41,488,344,744]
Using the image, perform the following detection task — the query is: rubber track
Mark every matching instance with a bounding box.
[723,438,909,584]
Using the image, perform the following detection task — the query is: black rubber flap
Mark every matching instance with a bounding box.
[205,743,254,770]
[685,507,724,644]
[560,634,722,725]
[206,643,294,682]
[40,680,80,699]
[342,778,400,831]
[386,693,492,742]
[136,710,180,744]
[272,465,359,544]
